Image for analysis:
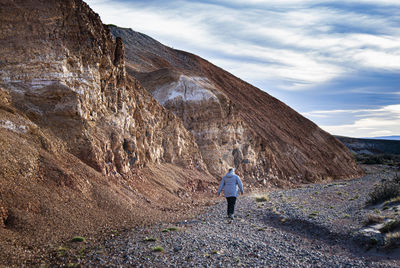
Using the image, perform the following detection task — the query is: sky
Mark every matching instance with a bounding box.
[86,0,400,138]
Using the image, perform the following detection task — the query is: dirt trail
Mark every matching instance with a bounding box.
[45,166,400,267]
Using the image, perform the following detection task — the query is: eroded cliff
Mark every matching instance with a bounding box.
[0,0,214,264]
[111,26,363,186]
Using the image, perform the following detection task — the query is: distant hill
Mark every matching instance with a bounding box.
[336,136,400,155]
[370,136,400,141]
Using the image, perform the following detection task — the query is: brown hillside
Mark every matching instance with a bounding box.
[110,26,363,185]
[0,0,215,265]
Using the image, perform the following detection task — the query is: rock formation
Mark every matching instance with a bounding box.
[0,0,214,263]
[110,26,363,186]
[1,0,208,175]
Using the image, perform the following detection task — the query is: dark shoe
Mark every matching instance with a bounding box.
[228,214,234,220]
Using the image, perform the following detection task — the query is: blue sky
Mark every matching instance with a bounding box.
[86,0,400,138]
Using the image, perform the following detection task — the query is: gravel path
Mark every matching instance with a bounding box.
[51,166,400,267]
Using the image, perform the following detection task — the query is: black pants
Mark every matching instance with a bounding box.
[226,197,237,216]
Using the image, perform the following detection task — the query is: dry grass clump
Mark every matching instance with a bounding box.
[152,246,164,252]
[162,226,179,233]
[308,211,318,218]
[255,194,269,202]
[384,232,400,249]
[364,214,385,226]
[367,174,400,205]
[379,219,400,233]
[384,196,400,206]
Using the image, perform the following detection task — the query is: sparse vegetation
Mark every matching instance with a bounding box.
[354,153,400,166]
[166,226,179,231]
[384,196,400,206]
[364,214,385,226]
[308,211,318,218]
[70,236,86,243]
[78,247,87,259]
[143,237,157,242]
[379,219,400,233]
[56,246,68,257]
[384,232,400,249]
[152,246,164,252]
[367,174,400,205]
[255,195,269,202]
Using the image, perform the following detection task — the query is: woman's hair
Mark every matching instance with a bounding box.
[228,167,234,172]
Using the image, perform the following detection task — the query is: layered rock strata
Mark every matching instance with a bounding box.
[0,1,214,263]
[0,0,206,176]
[110,26,363,185]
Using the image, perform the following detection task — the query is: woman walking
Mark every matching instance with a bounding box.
[217,168,244,219]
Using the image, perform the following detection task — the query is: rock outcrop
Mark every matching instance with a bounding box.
[0,0,215,263]
[110,26,363,186]
[1,0,207,175]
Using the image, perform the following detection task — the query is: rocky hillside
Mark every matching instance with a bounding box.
[110,26,363,186]
[0,0,216,264]
[336,136,400,155]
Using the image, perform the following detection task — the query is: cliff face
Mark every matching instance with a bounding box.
[0,0,206,175]
[0,0,214,262]
[110,26,363,186]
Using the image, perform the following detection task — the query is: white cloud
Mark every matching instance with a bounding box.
[306,105,400,137]
[85,0,400,137]
[86,0,400,90]
[353,50,400,70]
[214,0,400,7]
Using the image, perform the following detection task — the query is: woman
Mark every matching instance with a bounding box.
[217,168,244,219]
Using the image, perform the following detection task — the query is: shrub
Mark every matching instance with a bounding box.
[308,211,318,218]
[367,175,400,205]
[363,156,384,165]
[70,236,86,243]
[56,246,68,257]
[143,237,157,242]
[255,195,269,202]
[152,246,164,252]
[384,232,400,249]
[379,219,400,233]
[364,214,385,226]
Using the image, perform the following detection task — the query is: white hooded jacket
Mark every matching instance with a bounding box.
[217,169,244,197]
